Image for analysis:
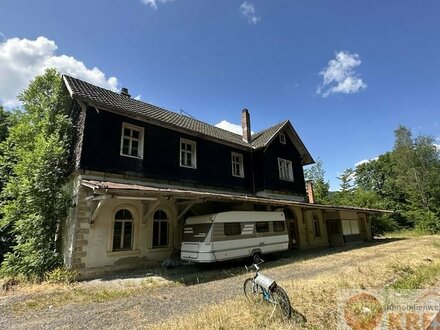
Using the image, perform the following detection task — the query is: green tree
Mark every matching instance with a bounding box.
[0,106,9,143]
[304,159,330,204]
[355,153,409,227]
[0,69,72,278]
[392,126,440,232]
[0,106,13,264]
[338,168,355,193]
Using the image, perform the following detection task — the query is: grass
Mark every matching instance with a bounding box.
[4,234,440,329]
[8,276,178,312]
[150,235,440,330]
[391,261,440,290]
[383,228,429,238]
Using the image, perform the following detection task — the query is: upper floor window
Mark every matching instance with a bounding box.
[113,209,134,251]
[279,132,286,144]
[180,138,197,168]
[231,152,244,178]
[278,158,294,182]
[121,122,144,159]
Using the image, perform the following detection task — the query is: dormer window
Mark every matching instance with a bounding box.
[279,132,286,144]
[180,138,197,168]
[120,122,144,159]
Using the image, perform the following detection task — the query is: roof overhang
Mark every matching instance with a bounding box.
[81,179,392,214]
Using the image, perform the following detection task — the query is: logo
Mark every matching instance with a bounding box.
[338,289,440,329]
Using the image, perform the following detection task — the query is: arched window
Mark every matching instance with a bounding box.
[113,209,133,251]
[153,210,169,248]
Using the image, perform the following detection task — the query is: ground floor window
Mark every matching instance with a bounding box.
[153,210,169,247]
[313,213,321,238]
[113,209,134,251]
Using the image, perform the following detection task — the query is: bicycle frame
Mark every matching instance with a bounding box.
[244,261,292,320]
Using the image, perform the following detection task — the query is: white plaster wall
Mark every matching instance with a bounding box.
[83,198,178,269]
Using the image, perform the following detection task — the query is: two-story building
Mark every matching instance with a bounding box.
[61,75,385,278]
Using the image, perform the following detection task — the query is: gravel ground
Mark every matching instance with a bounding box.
[0,238,420,329]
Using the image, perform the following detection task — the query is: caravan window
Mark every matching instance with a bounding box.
[256,222,269,233]
[224,223,241,236]
[273,221,285,232]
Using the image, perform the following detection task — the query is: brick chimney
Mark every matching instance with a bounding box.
[306,181,315,204]
[241,109,252,143]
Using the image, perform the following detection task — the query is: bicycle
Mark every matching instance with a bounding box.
[243,261,292,320]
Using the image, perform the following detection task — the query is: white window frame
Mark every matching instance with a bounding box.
[180,138,197,169]
[120,122,144,159]
[278,158,294,182]
[112,208,134,251]
[231,152,244,178]
[279,132,286,144]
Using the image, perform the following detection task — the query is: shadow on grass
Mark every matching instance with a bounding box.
[88,237,406,286]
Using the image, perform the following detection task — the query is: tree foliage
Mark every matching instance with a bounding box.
[0,106,13,264]
[0,69,72,278]
[304,159,330,204]
[332,125,440,234]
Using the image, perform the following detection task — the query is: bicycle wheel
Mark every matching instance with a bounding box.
[271,286,291,319]
[243,278,262,304]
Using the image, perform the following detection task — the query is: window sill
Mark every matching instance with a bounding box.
[180,165,197,169]
[148,246,172,251]
[107,249,140,257]
[120,153,143,160]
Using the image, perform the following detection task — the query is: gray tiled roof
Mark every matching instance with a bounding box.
[250,120,288,149]
[63,75,313,164]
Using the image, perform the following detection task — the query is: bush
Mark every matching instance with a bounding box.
[371,215,397,236]
[45,267,78,284]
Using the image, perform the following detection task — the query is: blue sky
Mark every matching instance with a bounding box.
[1,0,440,190]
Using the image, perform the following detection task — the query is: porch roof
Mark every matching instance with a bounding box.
[80,179,392,214]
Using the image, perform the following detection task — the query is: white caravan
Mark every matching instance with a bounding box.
[181,211,289,263]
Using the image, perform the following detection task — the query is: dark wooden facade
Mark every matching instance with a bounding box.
[73,104,307,198]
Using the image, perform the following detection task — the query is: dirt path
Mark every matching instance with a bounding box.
[0,237,437,329]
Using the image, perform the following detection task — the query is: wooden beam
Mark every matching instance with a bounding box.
[143,200,161,224]
[90,200,105,224]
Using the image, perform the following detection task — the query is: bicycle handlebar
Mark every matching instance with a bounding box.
[245,259,265,272]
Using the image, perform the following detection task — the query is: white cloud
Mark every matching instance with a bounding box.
[141,0,175,9]
[215,120,242,135]
[0,32,5,41]
[354,157,378,168]
[215,120,254,135]
[0,36,118,107]
[134,94,142,100]
[317,51,367,97]
[240,2,261,24]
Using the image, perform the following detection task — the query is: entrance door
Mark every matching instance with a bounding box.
[288,220,299,249]
[327,220,344,247]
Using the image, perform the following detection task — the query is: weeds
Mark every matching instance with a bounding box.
[391,261,440,290]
